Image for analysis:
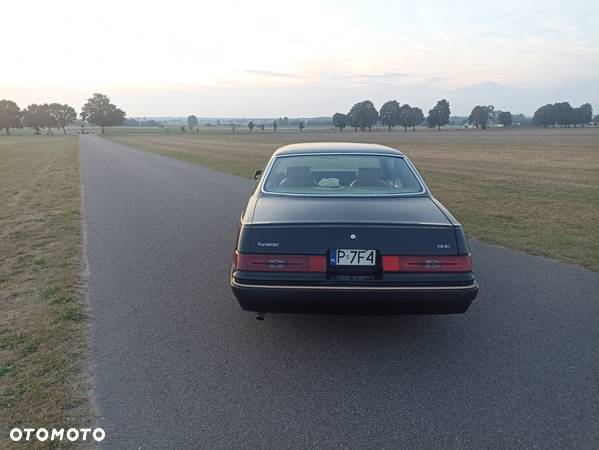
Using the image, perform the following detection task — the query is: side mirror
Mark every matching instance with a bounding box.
[254,170,262,181]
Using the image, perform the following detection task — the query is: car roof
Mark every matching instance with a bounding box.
[273,142,404,156]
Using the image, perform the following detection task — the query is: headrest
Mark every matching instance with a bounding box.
[357,167,383,180]
[285,166,312,179]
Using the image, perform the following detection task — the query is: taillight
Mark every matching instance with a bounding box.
[382,255,401,272]
[235,252,326,272]
[383,255,472,273]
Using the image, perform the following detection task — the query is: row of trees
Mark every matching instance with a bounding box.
[0,93,126,135]
[0,100,76,135]
[454,102,593,129]
[333,100,595,131]
[532,102,593,128]
[4,95,595,136]
[197,116,313,133]
[332,99,450,132]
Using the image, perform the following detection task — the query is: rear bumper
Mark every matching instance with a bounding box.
[231,276,479,315]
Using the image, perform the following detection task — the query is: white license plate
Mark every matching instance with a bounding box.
[330,249,376,266]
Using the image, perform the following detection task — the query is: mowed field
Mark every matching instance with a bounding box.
[107,127,599,272]
[0,136,90,447]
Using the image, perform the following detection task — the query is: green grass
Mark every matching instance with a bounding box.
[0,135,90,448]
[107,127,599,272]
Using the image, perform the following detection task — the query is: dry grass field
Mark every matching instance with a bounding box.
[0,136,90,447]
[108,127,599,272]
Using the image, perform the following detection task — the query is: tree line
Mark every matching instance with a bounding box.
[331,100,595,131]
[532,102,594,128]
[332,99,450,132]
[2,93,596,136]
[0,93,126,135]
[0,101,77,135]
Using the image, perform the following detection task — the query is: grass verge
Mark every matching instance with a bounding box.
[0,136,90,448]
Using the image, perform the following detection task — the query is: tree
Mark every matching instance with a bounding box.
[468,105,493,129]
[81,93,126,134]
[248,120,255,131]
[555,102,572,127]
[498,111,512,127]
[272,120,278,132]
[428,99,450,130]
[40,104,58,134]
[398,104,412,131]
[426,108,439,129]
[348,100,378,131]
[298,120,305,132]
[259,123,265,131]
[531,102,583,128]
[576,103,593,127]
[187,115,198,130]
[22,104,50,134]
[0,100,22,135]
[410,107,424,131]
[379,100,401,131]
[593,115,599,127]
[332,112,347,132]
[49,103,77,134]
[533,104,554,128]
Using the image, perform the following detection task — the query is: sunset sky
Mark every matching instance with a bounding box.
[2,0,597,117]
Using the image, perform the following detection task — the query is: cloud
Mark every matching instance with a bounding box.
[3,0,598,116]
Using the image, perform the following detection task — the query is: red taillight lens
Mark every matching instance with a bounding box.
[382,255,401,271]
[235,252,326,273]
[383,255,472,273]
[308,255,327,272]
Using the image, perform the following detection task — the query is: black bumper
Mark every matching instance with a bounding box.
[231,277,479,315]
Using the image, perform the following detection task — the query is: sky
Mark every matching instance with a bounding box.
[2,0,598,117]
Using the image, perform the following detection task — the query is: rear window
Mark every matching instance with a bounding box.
[263,154,424,196]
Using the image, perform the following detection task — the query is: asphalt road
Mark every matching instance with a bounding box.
[80,135,598,449]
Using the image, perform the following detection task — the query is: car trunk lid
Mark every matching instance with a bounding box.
[243,195,458,255]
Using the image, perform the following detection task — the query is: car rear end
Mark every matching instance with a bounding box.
[231,202,478,314]
[230,146,479,314]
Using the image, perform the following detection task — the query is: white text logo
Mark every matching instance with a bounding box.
[10,428,105,442]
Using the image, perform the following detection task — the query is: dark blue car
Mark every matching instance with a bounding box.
[231,143,479,314]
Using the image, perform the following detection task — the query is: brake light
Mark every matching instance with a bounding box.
[382,255,401,271]
[235,252,326,272]
[383,255,472,272]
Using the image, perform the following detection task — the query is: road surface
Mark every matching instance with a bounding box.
[80,135,598,449]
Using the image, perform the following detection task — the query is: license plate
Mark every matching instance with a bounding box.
[330,249,376,266]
